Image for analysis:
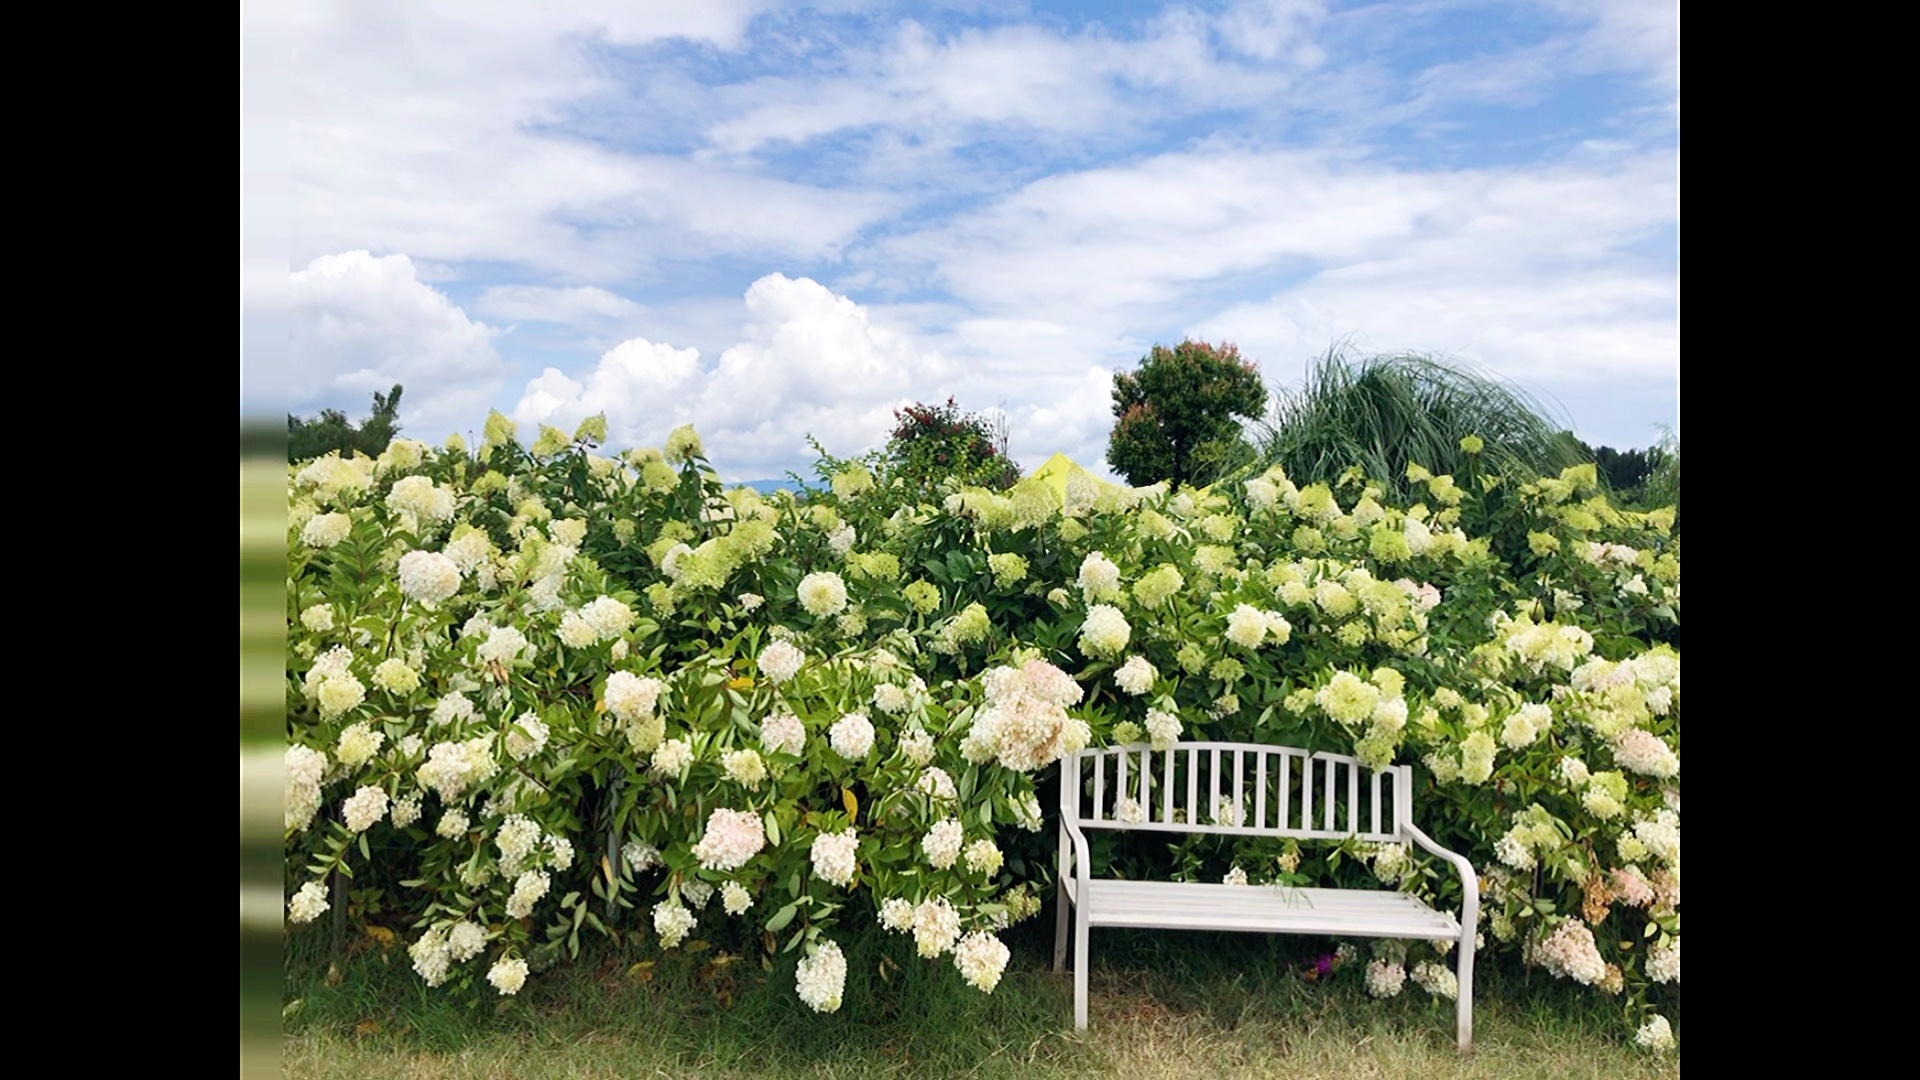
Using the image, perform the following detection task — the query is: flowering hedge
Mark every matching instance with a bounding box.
[286,412,1677,1045]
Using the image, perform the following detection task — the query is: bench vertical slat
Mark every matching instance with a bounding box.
[1278,751,1292,831]
[1210,748,1221,827]
[1348,758,1359,836]
[1231,750,1244,826]
[1186,747,1198,826]
[1255,752,1268,830]
[1161,749,1175,824]
[1117,751,1129,817]
[1325,757,1338,832]
[1397,766,1411,836]
[1092,751,1105,822]
[1301,751,1313,833]
[1138,749,1151,819]
[1370,770,1382,836]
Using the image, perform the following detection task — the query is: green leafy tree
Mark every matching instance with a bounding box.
[1107,340,1267,488]
[884,397,1020,496]
[287,384,404,463]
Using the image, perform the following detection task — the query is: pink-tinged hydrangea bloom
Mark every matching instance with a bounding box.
[691,808,766,872]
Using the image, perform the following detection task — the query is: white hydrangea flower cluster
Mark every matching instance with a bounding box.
[758,641,804,684]
[1500,702,1553,750]
[416,737,498,801]
[386,475,456,524]
[872,682,909,714]
[811,829,859,887]
[443,529,498,592]
[335,721,384,769]
[409,928,456,987]
[1365,960,1406,997]
[797,571,849,617]
[760,713,806,757]
[879,897,915,932]
[1634,1015,1675,1052]
[922,818,963,869]
[1611,728,1679,778]
[505,712,550,760]
[1113,655,1156,696]
[691,808,766,872]
[372,659,420,696]
[952,931,1011,993]
[899,728,936,767]
[911,896,961,957]
[487,957,529,995]
[496,814,544,872]
[654,901,696,948]
[652,738,693,776]
[300,604,334,632]
[1078,552,1122,603]
[1224,604,1288,649]
[1633,810,1681,867]
[1223,866,1249,887]
[722,749,767,789]
[1411,961,1458,999]
[604,670,664,719]
[476,625,534,668]
[1078,604,1131,658]
[622,840,662,873]
[1144,709,1181,750]
[1014,791,1043,832]
[397,550,463,604]
[1532,919,1607,984]
[295,453,374,502]
[795,940,847,1013]
[288,880,330,924]
[722,881,754,915]
[429,691,476,727]
[1495,613,1595,676]
[437,809,469,839]
[963,838,1003,876]
[390,794,422,829]
[303,646,366,719]
[1645,935,1679,984]
[960,659,1089,771]
[829,712,875,760]
[1369,843,1410,885]
[506,871,550,919]
[916,766,957,802]
[300,511,352,548]
[342,786,389,832]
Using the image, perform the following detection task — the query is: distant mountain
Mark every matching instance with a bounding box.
[739,478,805,495]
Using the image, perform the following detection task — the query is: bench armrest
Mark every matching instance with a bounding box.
[1403,822,1479,940]
[1060,817,1093,901]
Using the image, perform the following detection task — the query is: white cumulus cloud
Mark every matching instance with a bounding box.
[289,250,508,442]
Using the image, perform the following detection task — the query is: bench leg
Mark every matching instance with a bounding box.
[1073,911,1089,1030]
[1054,877,1069,973]
[1456,938,1474,1051]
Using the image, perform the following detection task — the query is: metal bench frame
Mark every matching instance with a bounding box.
[1054,742,1479,1049]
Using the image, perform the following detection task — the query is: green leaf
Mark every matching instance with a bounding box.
[765,902,799,933]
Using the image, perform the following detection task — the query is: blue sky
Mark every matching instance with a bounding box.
[243,1,1678,482]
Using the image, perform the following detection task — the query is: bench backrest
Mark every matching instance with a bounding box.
[1062,742,1411,842]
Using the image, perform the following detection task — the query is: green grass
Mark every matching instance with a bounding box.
[1258,349,1590,503]
[282,922,1677,1079]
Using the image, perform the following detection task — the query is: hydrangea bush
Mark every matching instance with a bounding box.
[287,415,1677,1042]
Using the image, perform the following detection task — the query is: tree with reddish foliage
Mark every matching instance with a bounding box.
[1107,340,1266,488]
[885,396,1020,496]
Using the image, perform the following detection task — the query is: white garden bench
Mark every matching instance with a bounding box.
[1053,742,1480,1049]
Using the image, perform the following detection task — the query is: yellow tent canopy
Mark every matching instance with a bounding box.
[1026,452,1100,497]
